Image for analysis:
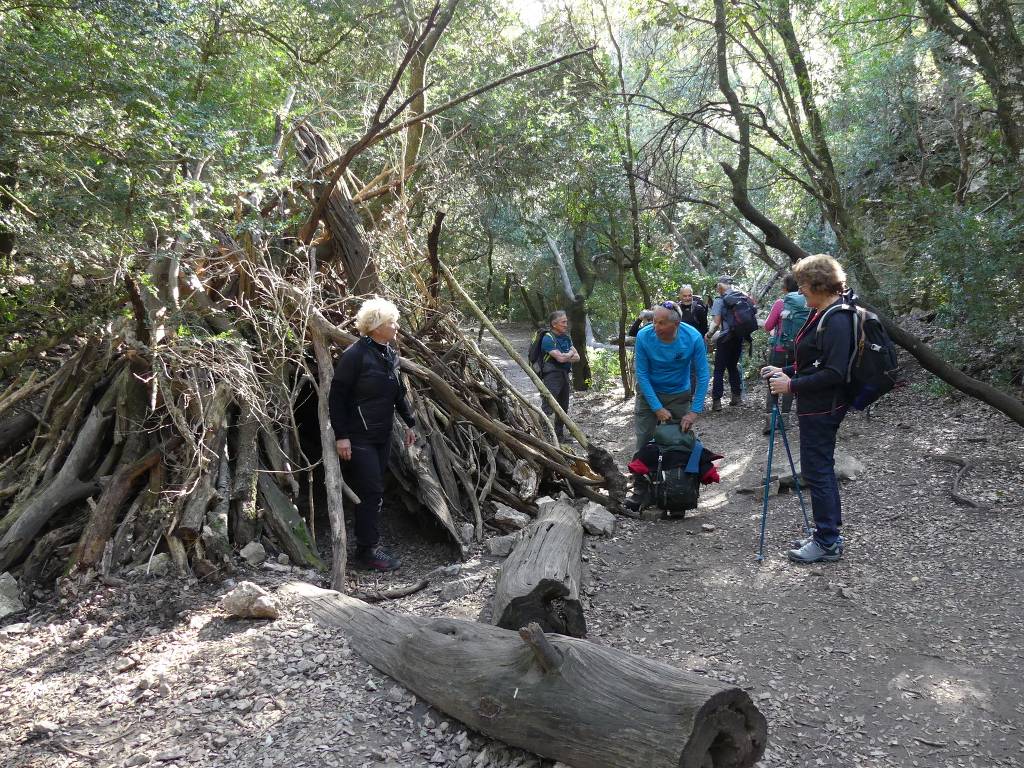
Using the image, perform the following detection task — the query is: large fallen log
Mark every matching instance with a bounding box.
[282,582,767,768]
[492,497,586,637]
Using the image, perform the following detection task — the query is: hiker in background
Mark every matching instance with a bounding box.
[705,275,755,410]
[539,310,579,444]
[329,297,417,572]
[626,308,655,340]
[633,302,710,451]
[761,273,810,434]
[760,254,853,564]
[677,284,709,336]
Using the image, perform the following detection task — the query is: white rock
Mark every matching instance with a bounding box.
[30,721,59,736]
[778,450,865,488]
[0,572,24,619]
[0,571,19,600]
[581,503,616,536]
[261,561,291,573]
[440,575,486,603]
[493,504,531,531]
[239,541,267,566]
[147,552,172,577]
[486,533,519,557]
[221,581,279,620]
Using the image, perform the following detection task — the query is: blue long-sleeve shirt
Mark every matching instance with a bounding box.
[634,323,710,412]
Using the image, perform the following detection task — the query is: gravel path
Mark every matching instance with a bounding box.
[2,324,1022,768]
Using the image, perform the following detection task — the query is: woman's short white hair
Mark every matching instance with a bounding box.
[355,297,400,335]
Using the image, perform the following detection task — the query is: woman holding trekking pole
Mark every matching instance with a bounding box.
[760,254,853,564]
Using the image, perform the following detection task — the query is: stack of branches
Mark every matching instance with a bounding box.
[0,133,619,601]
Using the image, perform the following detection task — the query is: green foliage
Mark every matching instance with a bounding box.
[586,347,622,391]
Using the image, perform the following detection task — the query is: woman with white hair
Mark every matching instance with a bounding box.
[328,297,417,571]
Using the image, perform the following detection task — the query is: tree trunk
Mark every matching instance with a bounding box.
[70,444,166,571]
[311,329,349,591]
[0,400,112,571]
[257,471,324,569]
[566,294,592,391]
[0,411,38,455]
[492,497,586,637]
[615,246,634,399]
[517,281,543,327]
[284,582,768,768]
[919,0,1024,158]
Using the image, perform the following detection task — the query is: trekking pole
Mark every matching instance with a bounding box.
[773,400,813,536]
[756,391,778,563]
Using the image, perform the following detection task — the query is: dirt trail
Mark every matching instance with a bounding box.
[2,324,1022,768]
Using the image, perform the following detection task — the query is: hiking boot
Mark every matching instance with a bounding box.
[624,494,645,515]
[789,534,844,550]
[355,545,401,572]
[729,394,742,406]
[711,398,723,412]
[787,538,843,564]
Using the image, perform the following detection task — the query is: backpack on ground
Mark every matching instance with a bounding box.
[816,292,903,410]
[626,428,710,519]
[721,291,758,342]
[778,292,811,354]
[649,446,703,517]
[527,329,550,375]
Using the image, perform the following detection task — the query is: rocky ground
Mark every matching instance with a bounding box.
[2,323,1023,768]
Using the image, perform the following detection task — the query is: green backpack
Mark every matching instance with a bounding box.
[777,292,810,354]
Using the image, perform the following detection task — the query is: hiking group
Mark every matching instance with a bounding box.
[533,253,900,565]
[328,253,898,572]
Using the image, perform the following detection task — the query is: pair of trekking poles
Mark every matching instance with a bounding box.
[757,391,812,562]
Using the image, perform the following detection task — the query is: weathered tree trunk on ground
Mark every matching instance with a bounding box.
[492,497,586,637]
[284,581,768,768]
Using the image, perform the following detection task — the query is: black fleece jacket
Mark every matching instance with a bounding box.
[783,298,854,415]
[328,337,416,444]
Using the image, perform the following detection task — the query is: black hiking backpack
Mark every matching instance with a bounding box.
[649,445,703,517]
[721,291,758,342]
[627,430,705,518]
[527,329,550,375]
[816,291,903,410]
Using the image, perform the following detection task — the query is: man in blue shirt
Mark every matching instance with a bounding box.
[633,303,710,451]
[539,310,580,443]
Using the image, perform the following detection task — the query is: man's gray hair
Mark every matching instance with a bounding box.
[655,302,682,323]
[679,284,693,293]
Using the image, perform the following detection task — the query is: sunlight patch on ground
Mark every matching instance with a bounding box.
[718,452,753,480]
[889,670,992,712]
[931,677,990,708]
